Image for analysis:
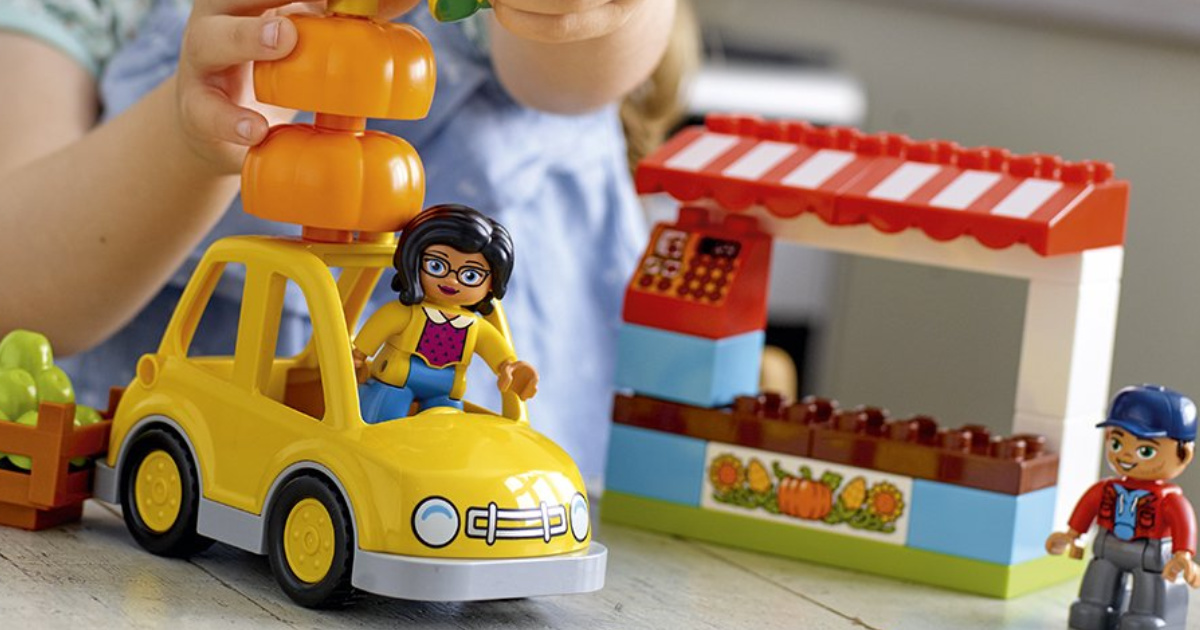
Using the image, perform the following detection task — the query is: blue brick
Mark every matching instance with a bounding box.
[605,424,706,506]
[907,480,1056,565]
[615,324,764,408]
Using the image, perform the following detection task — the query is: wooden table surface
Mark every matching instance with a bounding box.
[1,501,1195,629]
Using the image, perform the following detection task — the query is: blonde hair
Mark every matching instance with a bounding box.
[621,0,701,174]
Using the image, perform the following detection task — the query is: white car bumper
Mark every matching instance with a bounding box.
[352,543,607,601]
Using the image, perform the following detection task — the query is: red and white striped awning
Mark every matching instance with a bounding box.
[637,115,1129,256]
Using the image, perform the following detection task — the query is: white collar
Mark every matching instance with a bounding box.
[424,306,475,329]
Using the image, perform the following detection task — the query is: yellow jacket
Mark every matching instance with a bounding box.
[353,302,517,400]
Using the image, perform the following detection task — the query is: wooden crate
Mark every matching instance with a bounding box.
[0,389,120,530]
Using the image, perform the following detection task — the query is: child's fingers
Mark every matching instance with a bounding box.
[180,84,270,146]
[185,15,297,72]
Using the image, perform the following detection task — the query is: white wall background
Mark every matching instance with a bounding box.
[692,0,1200,499]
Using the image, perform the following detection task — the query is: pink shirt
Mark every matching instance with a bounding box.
[414,308,471,367]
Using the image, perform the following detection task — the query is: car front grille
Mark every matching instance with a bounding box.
[464,501,568,545]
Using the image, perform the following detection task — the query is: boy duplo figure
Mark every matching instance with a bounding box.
[1046,384,1200,630]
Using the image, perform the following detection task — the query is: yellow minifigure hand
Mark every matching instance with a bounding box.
[497,360,539,400]
[1163,551,1200,587]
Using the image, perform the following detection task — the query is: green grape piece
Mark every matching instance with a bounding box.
[0,368,38,419]
[6,410,39,471]
[36,366,74,404]
[71,406,102,467]
[74,405,101,426]
[0,330,54,375]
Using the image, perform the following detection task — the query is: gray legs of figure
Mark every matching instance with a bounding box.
[1069,529,1189,630]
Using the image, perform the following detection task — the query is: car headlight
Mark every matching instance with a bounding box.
[570,493,590,542]
[412,497,459,548]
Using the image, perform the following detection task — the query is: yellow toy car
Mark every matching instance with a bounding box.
[92,235,606,607]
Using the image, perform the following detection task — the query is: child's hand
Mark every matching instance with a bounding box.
[176,0,302,173]
[176,0,421,174]
[491,0,644,44]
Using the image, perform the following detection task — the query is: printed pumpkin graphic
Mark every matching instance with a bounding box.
[708,453,906,535]
[777,476,833,520]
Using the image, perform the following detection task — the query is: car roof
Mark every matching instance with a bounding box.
[207,235,396,272]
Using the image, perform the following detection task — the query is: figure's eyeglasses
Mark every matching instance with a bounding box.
[421,256,491,288]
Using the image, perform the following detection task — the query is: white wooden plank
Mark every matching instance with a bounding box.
[695,540,1089,630]
[0,502,859,629]
[0,502,286,629]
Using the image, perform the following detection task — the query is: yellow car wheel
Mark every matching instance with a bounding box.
[120,428,212,557]
[267,476,354,608]
[283,498,336,584]
[134,450,183,533]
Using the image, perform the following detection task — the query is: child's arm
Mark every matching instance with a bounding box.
[0,1,418,355]
[0,39,240,355]
[489,0,677,114]
[0,7,300,354]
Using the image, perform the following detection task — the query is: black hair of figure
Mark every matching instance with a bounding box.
[391,204,514,315]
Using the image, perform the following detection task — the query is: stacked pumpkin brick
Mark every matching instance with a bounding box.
[242,0,435,242]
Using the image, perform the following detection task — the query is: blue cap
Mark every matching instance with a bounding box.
[1097,384,1197,442]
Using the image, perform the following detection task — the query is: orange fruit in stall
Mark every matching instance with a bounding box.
[242,118,426,235]
[253,13,436,120]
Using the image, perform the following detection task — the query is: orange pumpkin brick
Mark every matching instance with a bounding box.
[253,14,436,120]
[242,124,425,234]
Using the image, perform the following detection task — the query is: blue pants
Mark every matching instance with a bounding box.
[360,356,462,423]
